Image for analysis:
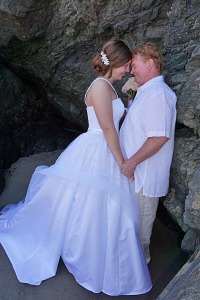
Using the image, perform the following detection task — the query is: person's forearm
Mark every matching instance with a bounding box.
[121,136,168,178]
[130,136,168,165]
[103,127,124,166]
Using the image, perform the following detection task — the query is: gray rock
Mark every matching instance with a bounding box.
[164,134,200,252]
[184,167,200,232]
[157,246,200,299]
[181,229,200,253]
[0,63,80,176]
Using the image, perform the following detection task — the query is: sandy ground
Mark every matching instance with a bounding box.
[0,151,188,300]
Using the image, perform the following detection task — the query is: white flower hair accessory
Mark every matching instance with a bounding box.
[101,51,109,66]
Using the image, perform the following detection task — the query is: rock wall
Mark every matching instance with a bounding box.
[158,245,200,300]
[0,0,200,251]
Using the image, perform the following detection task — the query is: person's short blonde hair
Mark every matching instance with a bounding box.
[132,42,163,72]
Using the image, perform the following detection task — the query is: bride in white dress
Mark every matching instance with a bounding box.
[0,39,152,296]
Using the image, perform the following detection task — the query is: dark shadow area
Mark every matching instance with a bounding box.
[157,200,185,245]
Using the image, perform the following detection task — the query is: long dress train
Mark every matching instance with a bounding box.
[0,78,152,296]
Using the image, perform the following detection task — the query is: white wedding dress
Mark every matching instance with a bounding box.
[0,78,152,296]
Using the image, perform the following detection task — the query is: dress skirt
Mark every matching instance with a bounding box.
[0,129,152,296]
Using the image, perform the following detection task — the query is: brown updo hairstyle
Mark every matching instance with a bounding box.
[92,39,132,78]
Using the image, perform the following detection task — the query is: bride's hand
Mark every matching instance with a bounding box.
[120,159,135,180]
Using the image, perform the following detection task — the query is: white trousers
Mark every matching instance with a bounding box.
[137,189,159,263]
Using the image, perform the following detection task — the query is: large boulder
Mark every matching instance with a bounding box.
[158,245,200,299]
[164,132,200,252]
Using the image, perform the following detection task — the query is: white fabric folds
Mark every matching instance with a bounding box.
[0,82,152,296]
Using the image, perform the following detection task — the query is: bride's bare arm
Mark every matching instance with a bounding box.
[88,80,124,167]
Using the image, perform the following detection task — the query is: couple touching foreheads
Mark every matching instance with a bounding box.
[0,39,176,296]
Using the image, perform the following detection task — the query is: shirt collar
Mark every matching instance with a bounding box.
[138,75,164,93]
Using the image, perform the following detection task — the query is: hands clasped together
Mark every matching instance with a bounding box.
[120,159,137,181]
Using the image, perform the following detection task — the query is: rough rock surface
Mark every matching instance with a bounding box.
[164,130,200,252]
[0,0,200,297]
[157,246,200,300]
[0,62,81,181]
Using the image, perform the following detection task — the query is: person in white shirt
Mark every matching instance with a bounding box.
[120,43,177,263]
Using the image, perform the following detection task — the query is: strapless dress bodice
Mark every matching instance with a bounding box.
[87,98,124,133]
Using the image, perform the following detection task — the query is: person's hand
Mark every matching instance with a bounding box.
[122,77,139,99]
[121,159,137,180]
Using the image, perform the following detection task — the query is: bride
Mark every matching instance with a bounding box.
[0,39,152,296]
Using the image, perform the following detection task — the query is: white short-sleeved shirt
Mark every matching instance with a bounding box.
[120,75,177,197]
